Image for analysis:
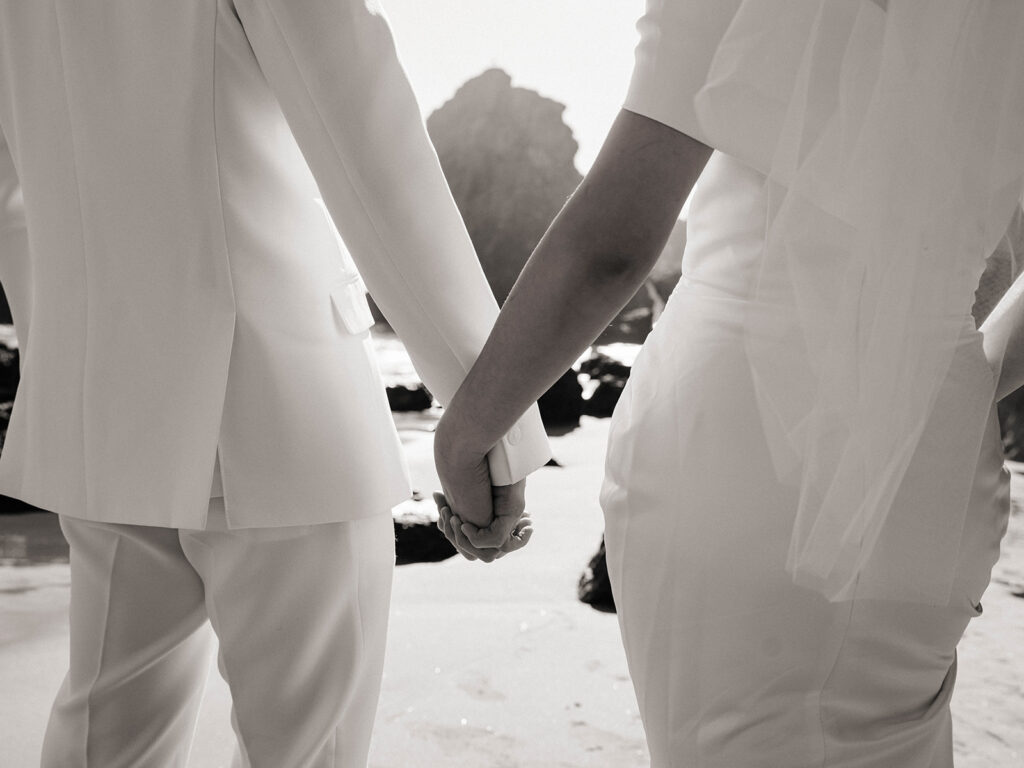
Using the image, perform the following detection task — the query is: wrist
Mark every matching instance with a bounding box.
[435,399,495,463]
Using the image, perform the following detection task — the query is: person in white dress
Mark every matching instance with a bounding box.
[434,2,1024,765]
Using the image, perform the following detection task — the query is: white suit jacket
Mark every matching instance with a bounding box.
[0,0,550,528]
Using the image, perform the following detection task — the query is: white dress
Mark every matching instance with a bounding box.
[602,150,1009,767]
[600,2,1024,765]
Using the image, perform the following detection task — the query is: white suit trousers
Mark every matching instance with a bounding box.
[40,506,396,768]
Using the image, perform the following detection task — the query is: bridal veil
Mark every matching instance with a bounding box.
[625,0,1024,604]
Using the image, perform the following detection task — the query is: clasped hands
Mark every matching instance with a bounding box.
[432,416,532,562]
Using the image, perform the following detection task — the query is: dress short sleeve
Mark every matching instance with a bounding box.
[623,0,742,144]
[624,0,812,175]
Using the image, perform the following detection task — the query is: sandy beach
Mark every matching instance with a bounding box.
[1,415,1022,766]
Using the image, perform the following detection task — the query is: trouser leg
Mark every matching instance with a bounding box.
[41,515,215,768]
[179,512,395,768]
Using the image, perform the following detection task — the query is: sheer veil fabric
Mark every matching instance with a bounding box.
[627,0,1024,604]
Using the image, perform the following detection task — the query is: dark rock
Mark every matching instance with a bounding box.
[421,68,687,345]
[582,378,627,418]
[0,283,11,326]
[394,519,457,565]
[386,384,433,412]
[578,537,616,613]
[393,498,457,565]
[538,369,582,429]
[579,352,631,418]
[428,69,583,306]
[579,352,631,381]
[0,346,18,402]
[0,400,12,453]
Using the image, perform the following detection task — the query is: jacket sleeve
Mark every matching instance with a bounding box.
[0,124,31,350]
[230,0,549,484]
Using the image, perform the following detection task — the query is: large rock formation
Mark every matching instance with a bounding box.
[427,68,583,305]
[427,67,688,344]
[370,68,687,347]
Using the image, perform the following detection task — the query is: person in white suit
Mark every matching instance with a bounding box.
[0,1,549,765]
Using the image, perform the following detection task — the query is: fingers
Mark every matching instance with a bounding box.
[435,502,475,561]
[432,491,449,516]
[437,506,476,561]
[452,514,503,563]
[460,513,518,548]
[515,524,534,549]
[433,496,466,558]
[434,500,504,562]
[494,516,533,554]
[450,510,503,562]
[433,487,533,561]
[460,480,528,548]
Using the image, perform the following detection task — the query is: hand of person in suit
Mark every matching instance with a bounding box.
[433,417,532,562]
[433,487,532,562]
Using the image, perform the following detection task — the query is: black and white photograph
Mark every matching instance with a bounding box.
[1,1,1023,766]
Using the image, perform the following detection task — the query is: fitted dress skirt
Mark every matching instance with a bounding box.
[599,152,1010,767]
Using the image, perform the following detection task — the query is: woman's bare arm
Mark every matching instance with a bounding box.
[434,109,710,544]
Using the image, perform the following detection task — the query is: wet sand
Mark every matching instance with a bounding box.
[1,418,1021,766]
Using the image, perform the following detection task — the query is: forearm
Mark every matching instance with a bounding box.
[442,110,711,455]
[441,222,653,455]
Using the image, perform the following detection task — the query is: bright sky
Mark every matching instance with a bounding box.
[381,0,646,173]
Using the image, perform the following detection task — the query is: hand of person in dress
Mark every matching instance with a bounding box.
[432,415,533,562]
[433,486,532,562]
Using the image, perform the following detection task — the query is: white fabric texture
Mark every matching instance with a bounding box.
[42,507,395,768]
[0,0,549,528]
[601,150,1011,767]
[625,0,1024,603]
